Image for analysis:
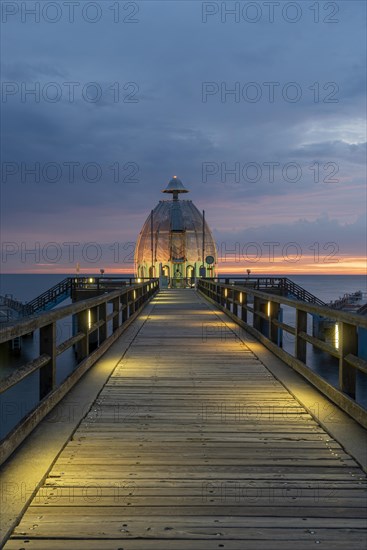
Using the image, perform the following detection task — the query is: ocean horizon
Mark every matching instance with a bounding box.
[1,273,366,305]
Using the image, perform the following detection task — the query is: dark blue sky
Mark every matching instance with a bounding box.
[1,0,366,273]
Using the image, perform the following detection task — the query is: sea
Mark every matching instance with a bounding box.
[1,273,366,305]
[0,274,366,412]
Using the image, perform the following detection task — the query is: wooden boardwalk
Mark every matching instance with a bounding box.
[5,290,367,549]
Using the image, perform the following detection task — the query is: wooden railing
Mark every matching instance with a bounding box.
[0,279,159,464]
[4,276,155,318]
[198,279,367,428]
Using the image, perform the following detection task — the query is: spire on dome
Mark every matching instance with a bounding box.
[162,176,189,200]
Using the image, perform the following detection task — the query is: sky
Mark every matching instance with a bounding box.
[1,0,366,275]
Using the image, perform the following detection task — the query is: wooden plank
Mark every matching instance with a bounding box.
[4,540,367,550]
[4,289,367,549]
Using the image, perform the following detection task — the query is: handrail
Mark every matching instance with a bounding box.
[1,276,156,319]
[0,279,159,464]
[205,277,326,306]
[26,277,71,312]
[197,279,367,429]
[203,279,362,322]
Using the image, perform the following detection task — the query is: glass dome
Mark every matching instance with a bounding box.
[135,177,217,285]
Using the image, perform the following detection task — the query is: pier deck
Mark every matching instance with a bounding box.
[3,290,367,549]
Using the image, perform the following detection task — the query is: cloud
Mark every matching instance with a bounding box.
[1,0,366,272]
[290,140,366,163]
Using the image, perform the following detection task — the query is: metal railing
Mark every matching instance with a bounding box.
[71,276,156,290]
[0,295,31,316]
[198,279,367,428]
[0,279,159,464]
[26,277,72,314]
[207,277,326,306]
[3,277,155,319]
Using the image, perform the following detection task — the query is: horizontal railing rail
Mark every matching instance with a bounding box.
[70,276,157,290]
[0,279,159,464]
[198,279,367,428]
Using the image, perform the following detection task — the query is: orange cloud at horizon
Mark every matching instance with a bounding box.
[216,254,367,275]
[2,254,366,275]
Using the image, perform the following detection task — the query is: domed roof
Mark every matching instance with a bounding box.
[135,177,217,267]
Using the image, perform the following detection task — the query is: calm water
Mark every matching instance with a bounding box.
[1,273,366,304]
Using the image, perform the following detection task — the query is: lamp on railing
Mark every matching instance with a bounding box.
[335,322,339,350]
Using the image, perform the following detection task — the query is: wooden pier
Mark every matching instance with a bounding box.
[2,289,367,549]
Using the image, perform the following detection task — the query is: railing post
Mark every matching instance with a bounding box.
[295,309,307,362]
[76,309,89,362]
[220,286,225,307]
[39,322,56,399]
[230,288,235,312]
[122,291,128,322]
[225,288,231,311]
[130,289,136,315]
[269,301,280,344]
[240,291,247,323]
[98,302,107,344]
[112,297,120,331]
[339,322,357,398]
[233,290,239,318]
[89,306,98,349]
[253,296,261,331]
